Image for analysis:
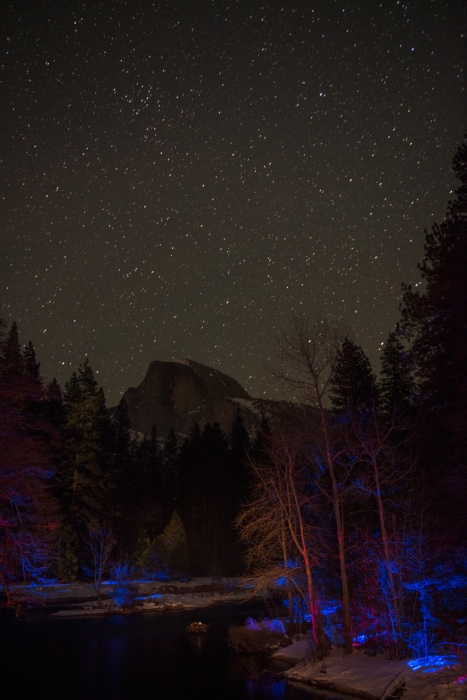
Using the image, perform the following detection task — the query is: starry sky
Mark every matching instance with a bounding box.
[1,0,466,406]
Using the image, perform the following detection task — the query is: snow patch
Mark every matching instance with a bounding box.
[282,647,465,700]
[231,397,261,416]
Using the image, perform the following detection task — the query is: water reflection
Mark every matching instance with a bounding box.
[187,631,207,653]
[2,604,348,700]
[229,652,336,700]
[245,676,287,700]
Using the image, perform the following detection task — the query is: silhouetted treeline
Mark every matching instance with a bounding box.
[0,336,257,586]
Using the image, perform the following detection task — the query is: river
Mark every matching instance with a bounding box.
[2,602,349,700]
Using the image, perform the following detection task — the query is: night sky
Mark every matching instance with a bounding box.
[2,1,466,406]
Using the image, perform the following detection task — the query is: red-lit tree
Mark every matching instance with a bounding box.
[0,321,59,602]
[237,412,324,648]
[274,315,354,654]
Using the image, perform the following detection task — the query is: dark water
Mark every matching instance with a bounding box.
[2,602,347,700]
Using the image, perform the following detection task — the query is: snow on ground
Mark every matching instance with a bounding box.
[275,643,466,700]
[272,638,316,663]
[231,397,262,417]
[9,578,246,617]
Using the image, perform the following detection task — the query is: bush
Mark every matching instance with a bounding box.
[112,582,139,608]
[228,625,290,653]
[245,617,286,634]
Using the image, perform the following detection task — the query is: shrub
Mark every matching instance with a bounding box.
[245,617,286,634]
[228,625,290,653]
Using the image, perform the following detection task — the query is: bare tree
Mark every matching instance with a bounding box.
[84,522,114,607]
[274,314,354,654]
[344,405,415,654]
[237,412,325,648]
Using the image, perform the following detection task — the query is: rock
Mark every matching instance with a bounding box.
[187,621,209,633]
[123,358,260,436]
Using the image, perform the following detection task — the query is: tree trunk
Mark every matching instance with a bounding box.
[320,411,353,654]
[281,525,294,625]
[373,460,400,655]
[72,468,78,509]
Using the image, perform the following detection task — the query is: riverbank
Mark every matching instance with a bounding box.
[273,642,466,700]
[8,577,248,617]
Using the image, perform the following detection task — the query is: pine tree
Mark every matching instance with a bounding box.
[45,378,64,428]
[330,338,377,416]
[135,425,162,492]
[0,322,58,592]
[227,412,250,573]
[178,422,205,573]
[113,397,132,472]
[161,427,178,512]
[155,511,188,573]
[400,135,467,507]
[400,137,467,410]
[62,359,113,521]
[23,341,41,381]
[162,428,178,472]
[251,413,272,460]
[178,421,237,574]
[52,519,80,582]
[1,321,22,377]
[229,410,250,459]
[379,332,415,415]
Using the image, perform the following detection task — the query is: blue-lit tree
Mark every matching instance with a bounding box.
[84,521,114,608]
[275,314,354,654]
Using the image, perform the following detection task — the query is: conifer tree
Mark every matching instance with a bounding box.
[162,428,178,474]
[0,322,58,591]
[152,510,188,574]
[1,321,22,376]
[45,378,64,428]
[400,137,467,414]
[251,413,272,460]
[62,359,113,521]
[135,425,162,491]
[178,421,241,574]
[400,135,467,509]
[229,410,250,459]
[228,411,250,569]
[161,427,178,512]
[330,338,377,416]
[379,332,415,415]
[178,422,206,573]
[23,341,41,381]
[113,397,132,472]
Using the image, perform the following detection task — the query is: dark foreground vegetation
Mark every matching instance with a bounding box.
[1,137,466,665]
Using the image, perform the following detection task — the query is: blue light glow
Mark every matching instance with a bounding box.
[407,655,458,673]
[134,593,163,601]
[245,617,286,634]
